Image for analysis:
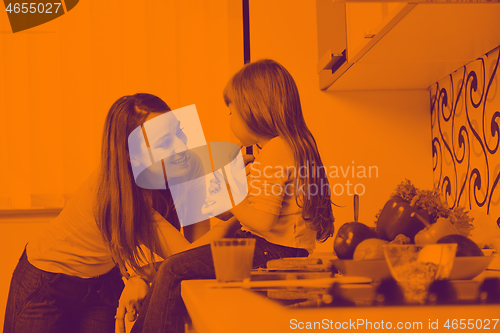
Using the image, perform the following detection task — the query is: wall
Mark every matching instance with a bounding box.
[0,0,243,329]
[249,0,433,252]
[430,45,500,246]
[0,0,243,209]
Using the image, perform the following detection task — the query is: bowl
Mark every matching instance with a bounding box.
[333,250,496,282]
[332,259,391,282]
[448,254,496,280]
[384,244,457,281]
[383,244,457,304]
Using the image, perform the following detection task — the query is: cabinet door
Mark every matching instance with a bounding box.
[345,3,406,62]
[316,0,415,90]
[316,0,347,73]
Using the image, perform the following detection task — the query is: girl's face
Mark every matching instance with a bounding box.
[228,103,258,146]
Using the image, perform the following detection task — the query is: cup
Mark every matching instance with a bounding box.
[211,238,256,282]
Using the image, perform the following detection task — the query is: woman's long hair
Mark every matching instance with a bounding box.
[223,59,335,242]
[95,93,179,279]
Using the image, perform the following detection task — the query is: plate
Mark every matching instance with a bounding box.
[332,259,392,282]
[265,257,333,272]
[206,276,372,289]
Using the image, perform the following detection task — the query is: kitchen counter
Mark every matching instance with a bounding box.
[181,271,500,333]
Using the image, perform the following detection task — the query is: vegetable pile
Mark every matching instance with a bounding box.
[333,180,478,260]
[375,179,474,239]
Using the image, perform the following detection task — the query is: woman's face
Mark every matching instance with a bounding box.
[228,103,258,146]
[145,112,190,179]
[131,112,190,188]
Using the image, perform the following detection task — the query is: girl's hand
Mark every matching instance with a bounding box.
[242,153,255,169]
[238,142,255,175]
[202,171,234,219]
[208,170,223,195]
[115,276,149,333]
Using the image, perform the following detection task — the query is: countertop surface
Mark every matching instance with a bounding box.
[181,270,500,333]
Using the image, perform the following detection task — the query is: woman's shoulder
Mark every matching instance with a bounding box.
[45,171,100,229]
[65,170,99,203]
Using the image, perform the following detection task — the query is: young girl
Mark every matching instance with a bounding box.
[130,59,335,333]
[3,93,236,333]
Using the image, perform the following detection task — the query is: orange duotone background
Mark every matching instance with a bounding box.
[0,0,458,331]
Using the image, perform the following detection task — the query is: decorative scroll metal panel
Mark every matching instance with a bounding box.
[431,46,500,227]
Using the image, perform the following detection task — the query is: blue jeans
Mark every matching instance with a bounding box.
[131,230,309,333]
[3,248,124,333]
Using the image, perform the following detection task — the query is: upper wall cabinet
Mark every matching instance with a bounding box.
[317,0,500,91]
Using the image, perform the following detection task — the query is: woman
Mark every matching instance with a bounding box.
[3,93,237,333]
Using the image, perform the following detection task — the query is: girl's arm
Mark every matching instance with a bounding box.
[230,198,278,232]
[228,138,291,233]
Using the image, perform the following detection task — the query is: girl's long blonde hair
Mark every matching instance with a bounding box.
[95,93,179,279]
[223,59,335,242]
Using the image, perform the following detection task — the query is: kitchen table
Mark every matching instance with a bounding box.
[181,271,500,333]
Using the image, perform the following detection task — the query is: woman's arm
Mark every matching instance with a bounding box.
[183,219,210,243]
[189,217,241,248]
[155,217,191,258]
[155,215,240,257]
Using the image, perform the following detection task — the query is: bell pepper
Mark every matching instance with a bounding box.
[376,196,429,241]
[414,217,458,245]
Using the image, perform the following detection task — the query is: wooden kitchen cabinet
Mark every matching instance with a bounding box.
[317,0,500,91]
